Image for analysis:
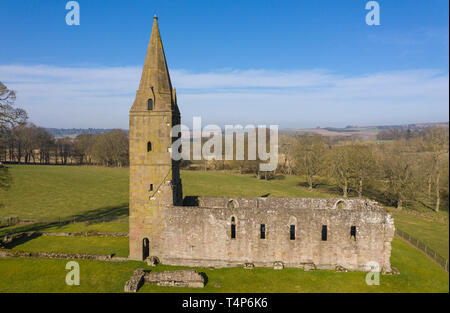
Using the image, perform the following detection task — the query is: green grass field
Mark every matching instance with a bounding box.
[0,165,448,292]
[0,239,447,293]
[0,165,129,222]
[9,236,129,257]
[390,210,449,258]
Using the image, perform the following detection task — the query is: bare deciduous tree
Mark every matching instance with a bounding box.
[325,145,354,197]
[294,135,328,191]
[0,82,27,133]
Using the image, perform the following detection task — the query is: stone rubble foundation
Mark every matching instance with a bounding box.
[124,269,205,292]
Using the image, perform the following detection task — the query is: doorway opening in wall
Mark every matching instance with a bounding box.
[142,238,150,260]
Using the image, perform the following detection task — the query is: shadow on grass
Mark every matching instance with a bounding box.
[199,272,209,286]
[297,181,342,195]
[0,203,129,237]
[3,232,42,249]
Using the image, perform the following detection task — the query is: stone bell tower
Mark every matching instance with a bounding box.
[129,16,182,260]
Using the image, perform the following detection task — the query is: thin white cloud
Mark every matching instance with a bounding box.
[0,64,448,129]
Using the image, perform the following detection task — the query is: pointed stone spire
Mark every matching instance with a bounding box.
[139,15,172,93]
[132,16,173,112]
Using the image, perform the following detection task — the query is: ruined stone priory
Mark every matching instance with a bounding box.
[128,16,395,272]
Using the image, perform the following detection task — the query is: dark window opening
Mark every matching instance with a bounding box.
[147,141,152,152]
[290,225,296,240]
[260,224,266,239]
[148,98,153,110]
[142,238,150,260]
[321,225,327,241]
[231,216,236,239]
[149,184,153,192]
[350,226,357,240]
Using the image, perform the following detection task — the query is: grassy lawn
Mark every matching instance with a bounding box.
[0,165,448,293]
[0,165,129,222]
[1,166,448,259]
[182,170,331,199]
[8,236,129,257]
[40,221,129,233]
[390,209,449,259]
[0,239,447,293]
[0,166,328,223]
[0,220,129,237]
[0,258,143,293]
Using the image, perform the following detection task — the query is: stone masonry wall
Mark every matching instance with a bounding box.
[156,197,394,271]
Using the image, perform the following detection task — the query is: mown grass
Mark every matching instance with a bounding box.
[0,239,447,293]
[0,258,143,293]
[182,170,331,199]
[0,165,448,292]
[41,221,129,233]
[8,236,129,257]
[389,209,449,258]
[1,165,448,261]
[0,165,129,221]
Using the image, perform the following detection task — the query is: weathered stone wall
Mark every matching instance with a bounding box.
[124,269,205,292]
[0,250,128,262]
[155,197,394,271]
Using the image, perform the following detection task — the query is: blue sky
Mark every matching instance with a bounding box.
[0,0,448,129]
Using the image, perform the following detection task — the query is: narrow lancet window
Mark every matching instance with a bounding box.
[260,224,266,239]
[321,225,327,241]
[147,141,152,152]
[148,98,153,110]
[290,225,296,240]
[231,216,236,239]
[350,226,356,240]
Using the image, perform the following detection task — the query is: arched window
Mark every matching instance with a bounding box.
[231,216,236,239]
[147,141,152,152]
[227,199,238,209]
[350,226,357,240]
[148,98,153,110]
[334,199,345,210]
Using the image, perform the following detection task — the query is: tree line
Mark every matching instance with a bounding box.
[0,123,129,167]
[278,127,449,211]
